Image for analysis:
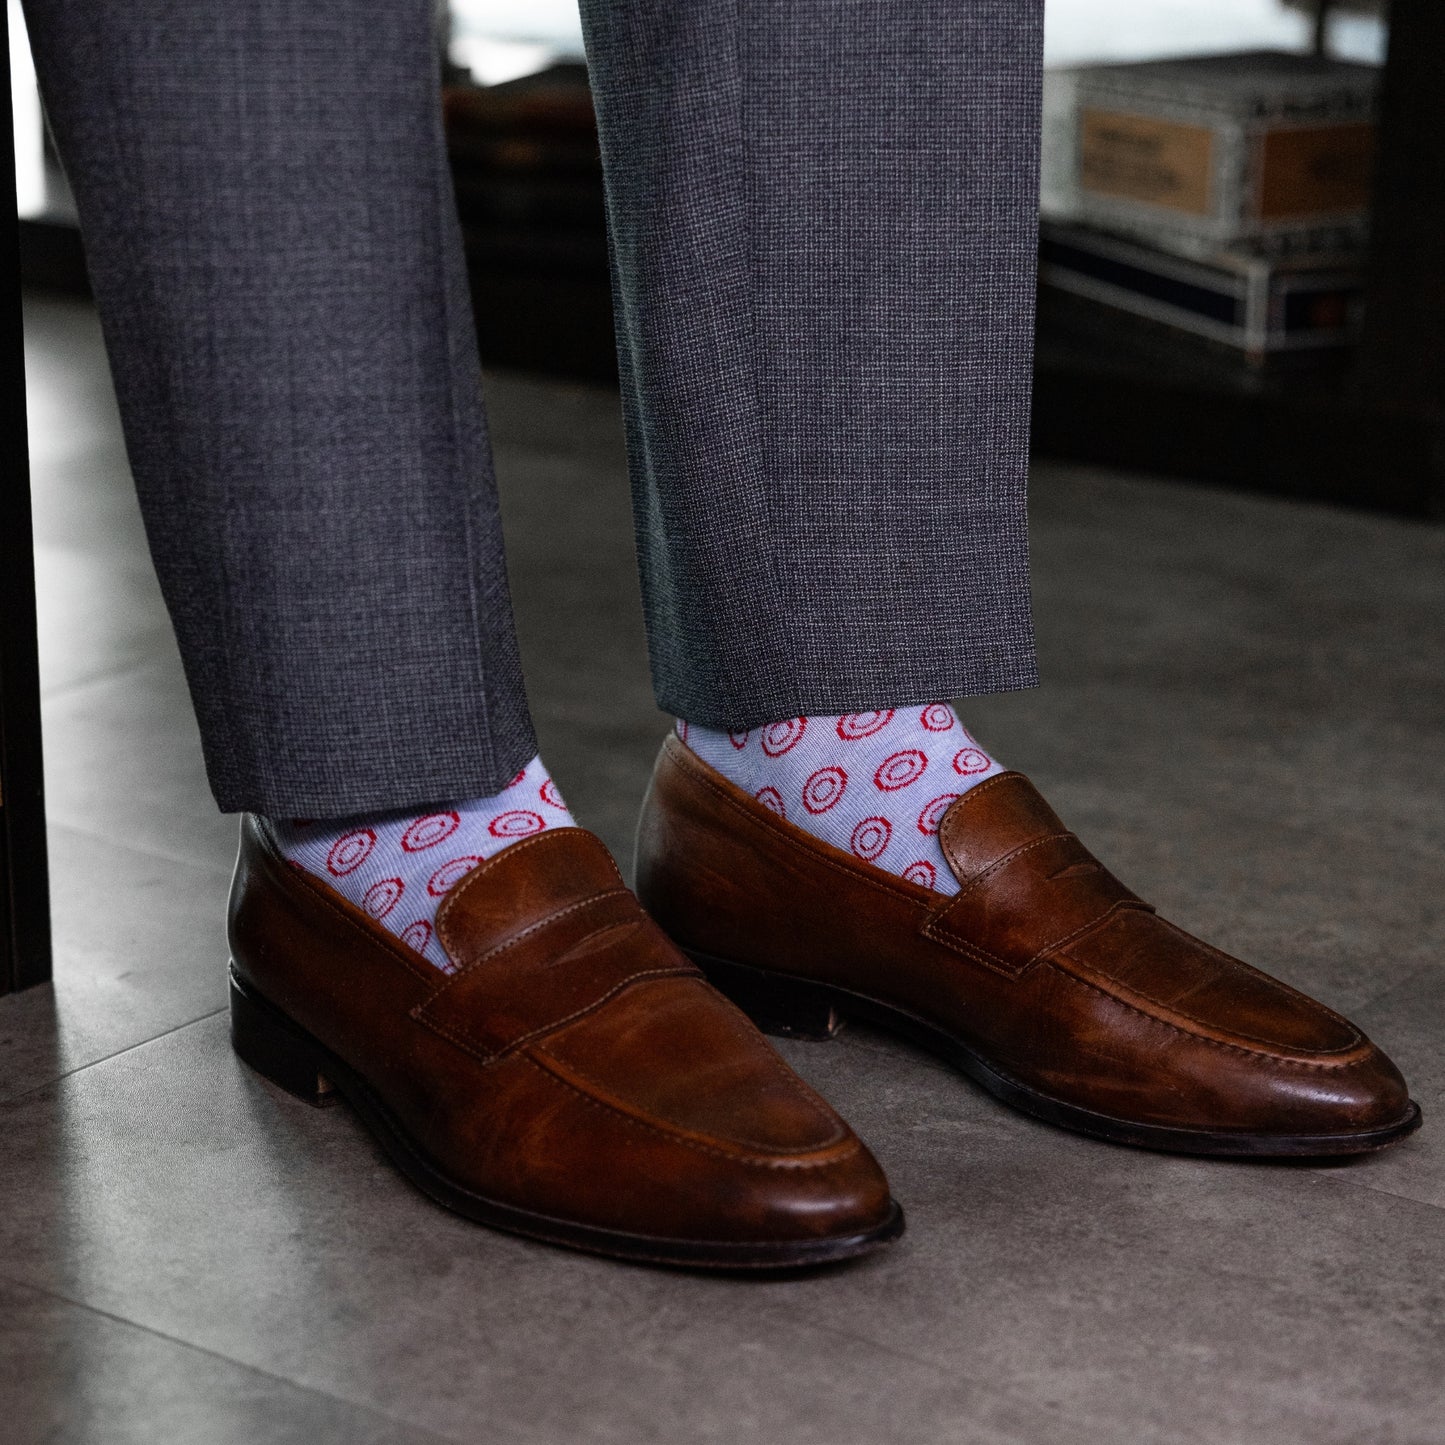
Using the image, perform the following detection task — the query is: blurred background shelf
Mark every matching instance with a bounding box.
[13,0,1441,518]
[1033,289,1438,516]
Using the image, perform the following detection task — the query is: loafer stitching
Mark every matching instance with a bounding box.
[518,1050,863,1168]
[918,919,1029,977]
[921,833,1151,974]
[948,833,1078,898]
[1051,913,1363,1054]
[417,966,699,1065]
[537,976,849,1144]
[1045,960,1371,1065]
[437,888,634,973]
[935,772,1060,870]
[437,828,625,964]
[536,984,850,1151]
[1147,916,1365,1044]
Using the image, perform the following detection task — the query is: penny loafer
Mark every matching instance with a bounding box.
[227,817,902,1268]
[636,737,1420,1158]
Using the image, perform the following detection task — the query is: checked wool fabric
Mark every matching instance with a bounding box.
[681,705,1003,895]
[274,756,575,970]
[27,0,1043,816]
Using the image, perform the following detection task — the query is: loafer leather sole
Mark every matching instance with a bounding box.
[230,962,904,1271]
[688,950,1423,1159]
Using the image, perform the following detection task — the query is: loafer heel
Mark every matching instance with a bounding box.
[229,966,339,1107]
[689,950,845,1041]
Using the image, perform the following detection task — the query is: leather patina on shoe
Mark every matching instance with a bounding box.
[636,736,1421,1158]
[227,819,902,1268]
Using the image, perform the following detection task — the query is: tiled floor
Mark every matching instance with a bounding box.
[4,293,1444,1445]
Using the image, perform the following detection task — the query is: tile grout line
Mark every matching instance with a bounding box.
[44,816,237,882]
[40,649,178,707]
[0,1271,463,1445]
[1339,957,1445,1021]
[743,1261,1081,1417]
[1306,1169,1445,1215]
[36,645,177,708]
[750,1153,1445,1398]
[746,1303,1052,1445]
[0,1008,228,1109]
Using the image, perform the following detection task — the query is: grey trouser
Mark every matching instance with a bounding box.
[23,0,1043,816]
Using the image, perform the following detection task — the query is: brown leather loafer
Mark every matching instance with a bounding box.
[227,817,902,1268]
[636,737,1421,1158]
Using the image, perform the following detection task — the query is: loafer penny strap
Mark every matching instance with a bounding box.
[415,832,700,1062]
[923,833,1150,976]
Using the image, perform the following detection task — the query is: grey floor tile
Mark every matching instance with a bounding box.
[768,1026,1445,1445]
[0,1277,449,1445]
[483,370,632,467]
[23,298,127,460]
[0,1017,1071,1445]
[0,824,229,1104]
[28,436,153,563]
[34,543,174,699]
[24,298,145,560]
[40,652,237,875]
[3,1013,1444,1445]
[1318,964,1445,1212]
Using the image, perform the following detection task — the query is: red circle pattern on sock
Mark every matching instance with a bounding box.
[277,757,576,975]
[326,829,375,876]
[679,703,1001,896]
[802,766,848,814]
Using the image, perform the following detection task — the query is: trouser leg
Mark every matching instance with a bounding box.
[21,0,534,814]
[579,0,1044,728]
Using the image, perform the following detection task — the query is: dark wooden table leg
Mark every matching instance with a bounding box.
[1358,0,1445,431]
[1,1,53,995]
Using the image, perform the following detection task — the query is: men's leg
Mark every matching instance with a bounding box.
[580,0,1041,728]
[20,0,902,1265]
[582,1,1037,890]
[595,4,1417,1158]
[23,0,533,817]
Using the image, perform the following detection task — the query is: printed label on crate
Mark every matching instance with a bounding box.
[1079,109,1215,215]
[1256,123,1374,220]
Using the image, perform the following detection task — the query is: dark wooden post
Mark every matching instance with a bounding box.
[1,1,53,994]
[1358,0,1445,429]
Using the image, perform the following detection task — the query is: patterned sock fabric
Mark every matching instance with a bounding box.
[679,705,1003,896]
[272,755,575,971]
